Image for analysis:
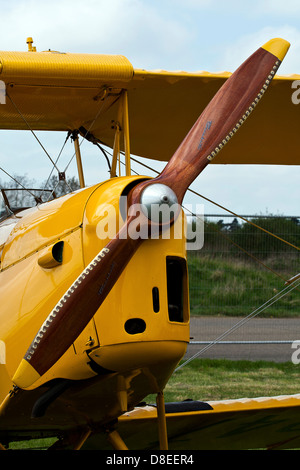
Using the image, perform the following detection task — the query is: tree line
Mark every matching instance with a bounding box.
[0,174,80,210]
[1,175,299,258]
[193,216,300,257]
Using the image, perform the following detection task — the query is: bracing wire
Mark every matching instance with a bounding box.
[188,187,300,252]
[6,93,61,173]
[94,143,112,172]
[39,131,71,200]
[130,154,298,285]
[182,205,289,283]
[175,277,300,372]
[0,166,41,202]
[63,99,107,174]
[6,93,74,195]
[128,154,299,257]
[128,154,300,370]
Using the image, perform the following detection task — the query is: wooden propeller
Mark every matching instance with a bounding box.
[13,38,290,389]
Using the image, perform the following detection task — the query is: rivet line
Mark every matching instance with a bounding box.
[26,247,110,361]
[207,60,280,162]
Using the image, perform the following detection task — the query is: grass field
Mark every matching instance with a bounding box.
[152,358,300,402]
[188,254,300,317]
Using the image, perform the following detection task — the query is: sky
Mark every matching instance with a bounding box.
[0,0,300,217]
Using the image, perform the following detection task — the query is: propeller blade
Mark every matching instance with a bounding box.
[152,38,290,204]
[12,38,289,389]
[12,214,146,389]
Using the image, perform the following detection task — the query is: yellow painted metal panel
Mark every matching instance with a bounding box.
[0,51,133,85]
[126,69,300,165]
[115,394,300,450]
[1,185,96,269]
[0,228,91,383]
[0,47,298,164]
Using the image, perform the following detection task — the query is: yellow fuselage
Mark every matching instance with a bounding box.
[0,176,189,418]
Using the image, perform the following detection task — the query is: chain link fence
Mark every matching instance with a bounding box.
[186,214,300,361]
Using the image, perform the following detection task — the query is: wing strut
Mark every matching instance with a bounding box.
[156,391,168,450]
[106,429,129,450]
[106,390,168,450]
[71,131,85,188]
[111,90,131,177]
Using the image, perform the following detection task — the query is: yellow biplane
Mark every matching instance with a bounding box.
[0,36,299,451]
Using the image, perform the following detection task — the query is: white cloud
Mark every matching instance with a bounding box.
[167,0,214,8]
[216,25,300,74]
[0,0,193,69]
[259,0,300,16]
[185,164,300,216]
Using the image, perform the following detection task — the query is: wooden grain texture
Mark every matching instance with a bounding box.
[24,214,145,376]
[155,47,281,203]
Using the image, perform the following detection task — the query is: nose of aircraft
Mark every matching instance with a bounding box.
[81,177,190,376]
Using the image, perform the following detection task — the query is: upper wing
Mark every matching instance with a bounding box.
[0,49,299,164]
[113,395,300,450]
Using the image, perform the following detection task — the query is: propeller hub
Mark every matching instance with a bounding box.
[140,183,179,223]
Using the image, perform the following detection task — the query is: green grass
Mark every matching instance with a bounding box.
[9,437,57,450]
[188,254,300,317]
[146,358,300,403]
